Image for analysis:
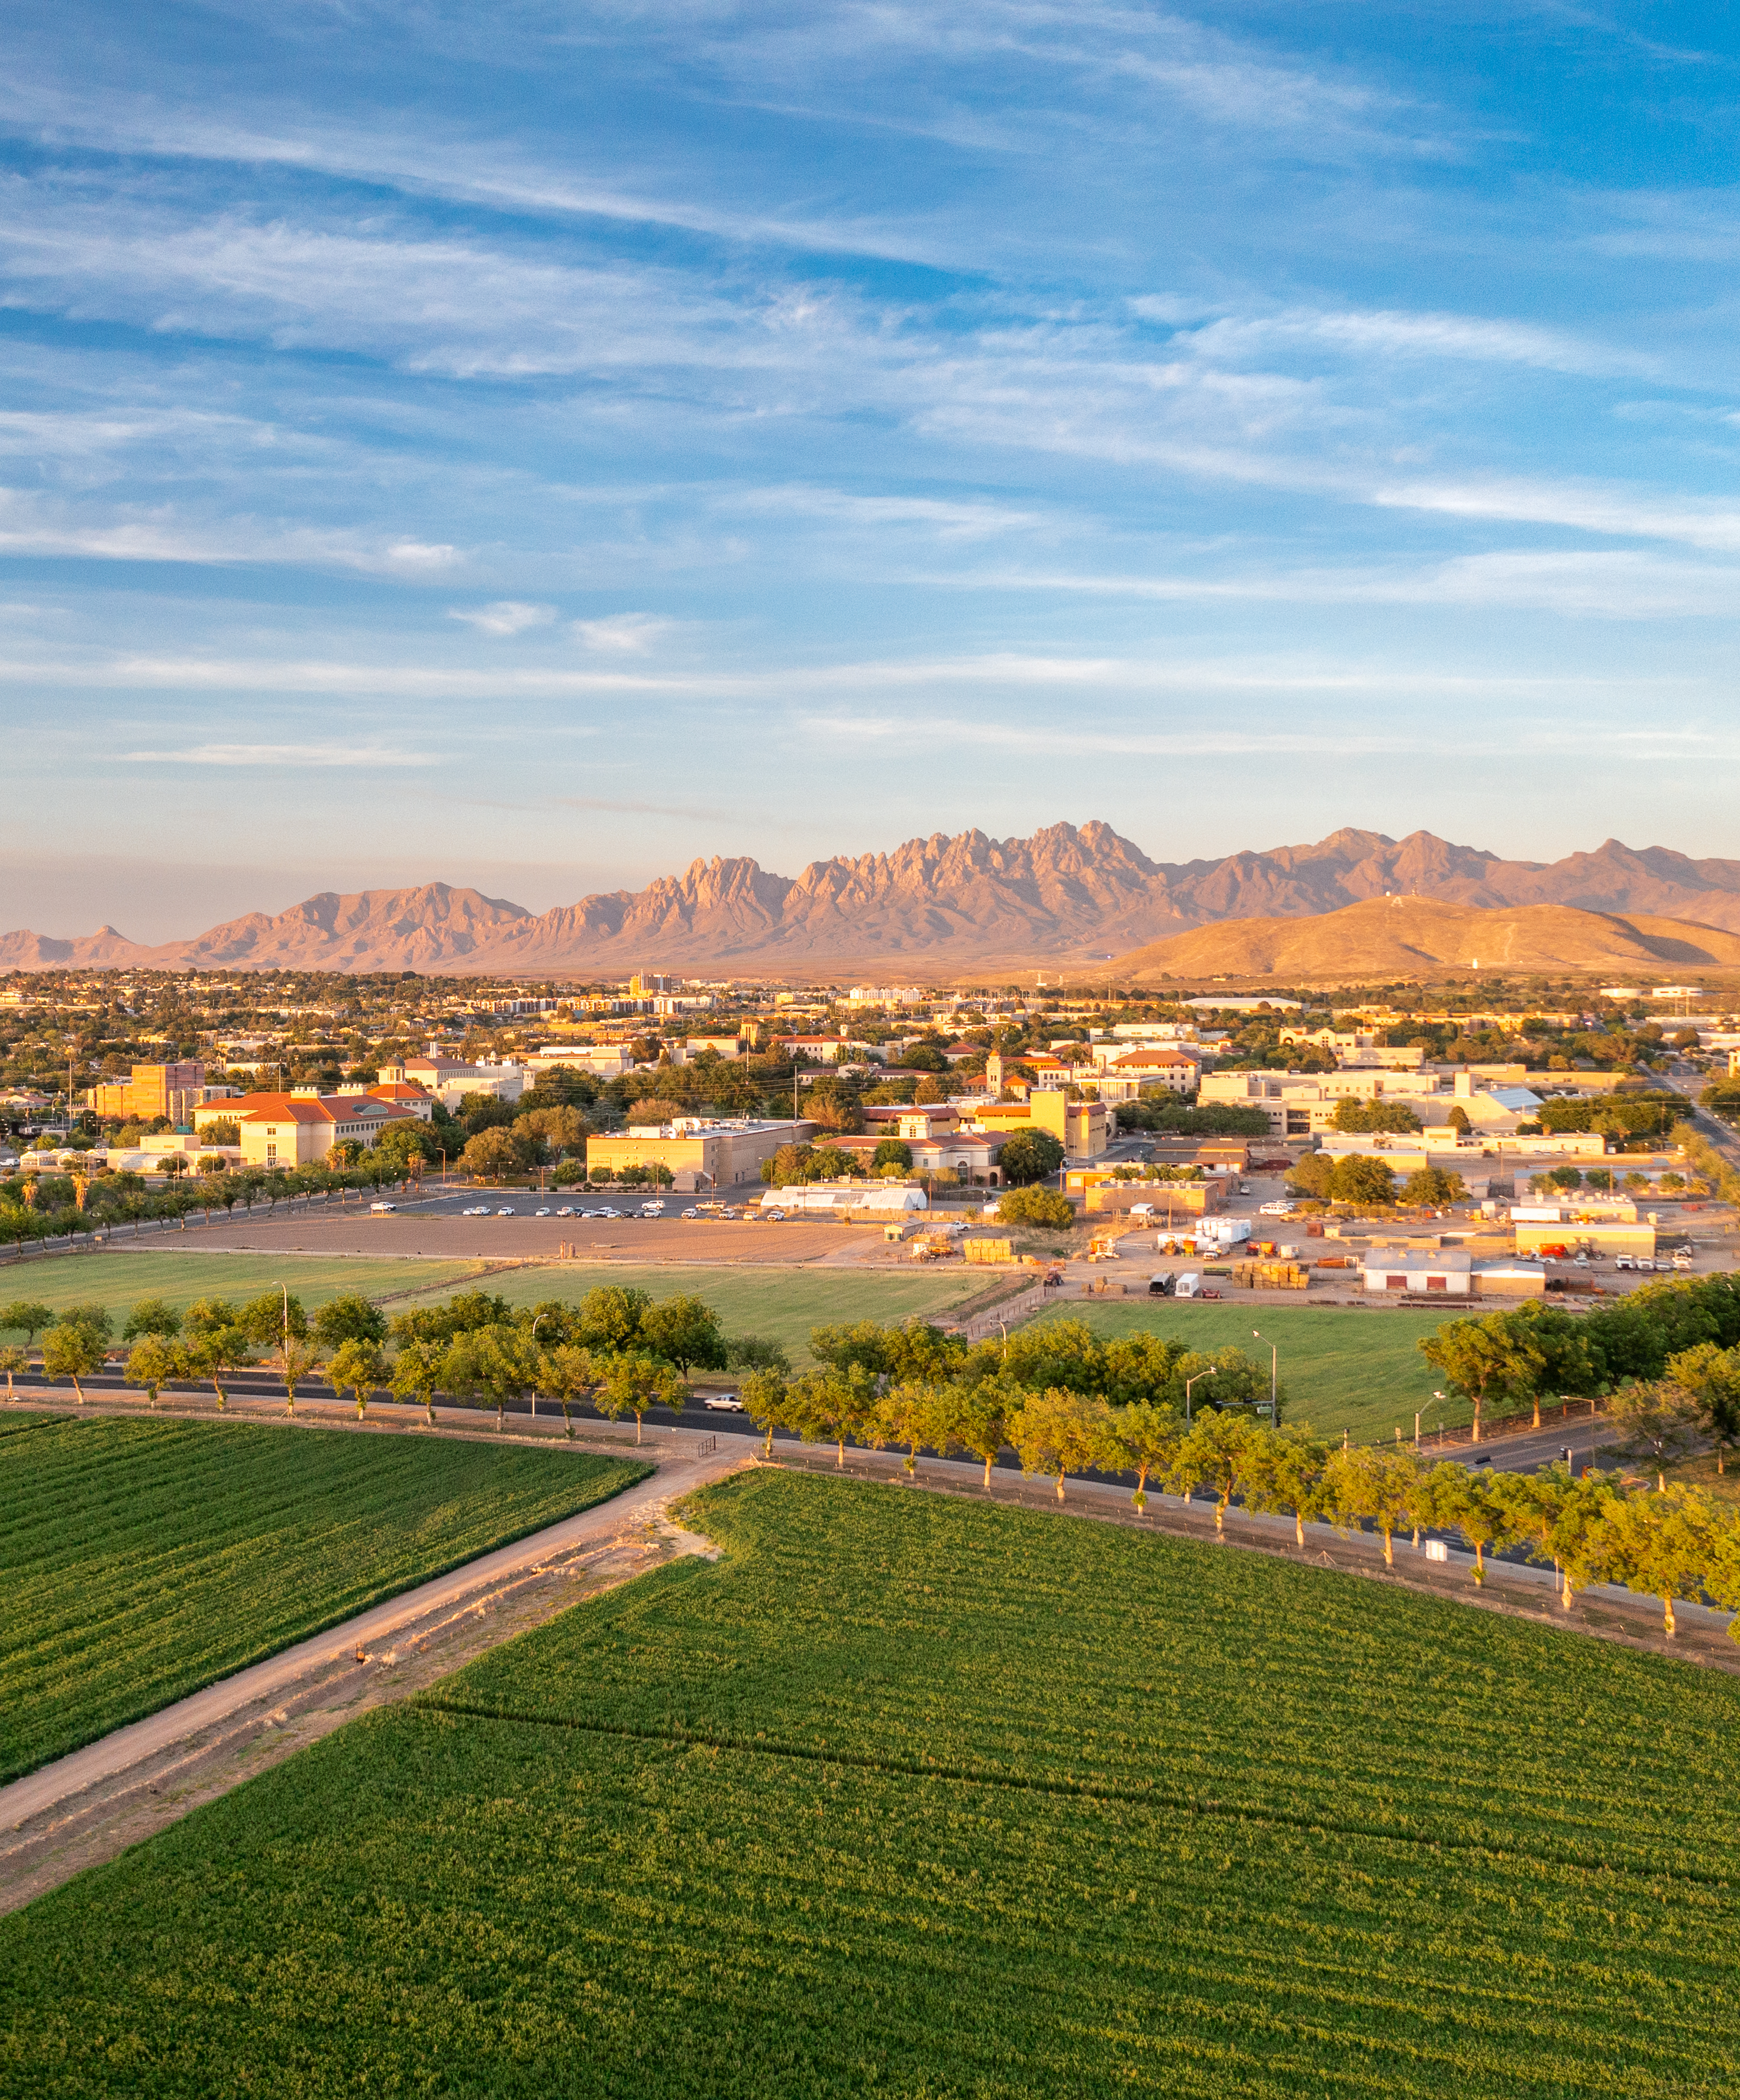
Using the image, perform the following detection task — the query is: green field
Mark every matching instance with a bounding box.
[4,1254,985,1369]
[8,1469,1740,2095]
[4,1250,486,1322]
[426,1263,986,1367]
[0,1417,645,1783]
[1032,1299,1468,1441]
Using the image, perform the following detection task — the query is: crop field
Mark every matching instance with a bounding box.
[0,1417,644,1783]
[429,1262,986,1366]
[7,1469,1740,2096]
[4,1250,487,1322]
[1032,1298,1466,1441]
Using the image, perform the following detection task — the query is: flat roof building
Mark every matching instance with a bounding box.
[586,1117,818,1192]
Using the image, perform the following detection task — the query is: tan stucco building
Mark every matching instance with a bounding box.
[586,1116,818,1191]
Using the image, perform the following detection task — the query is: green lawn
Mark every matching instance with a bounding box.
[1030,1299,1470,1441]
[8,1469,1740,2096]
[2,1251,486,1326]
[0,1417,645,1783]
[428,1263,986,1368]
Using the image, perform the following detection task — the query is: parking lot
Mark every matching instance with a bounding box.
[180,1189,893,1267]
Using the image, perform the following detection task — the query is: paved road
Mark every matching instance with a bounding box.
[0,1437,743,1830]
[1664,1066,1740,1168]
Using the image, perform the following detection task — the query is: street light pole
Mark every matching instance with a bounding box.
[1185,1366,1215,1423]
[530,1312,548,1419]
[1252,1327,1277,1422]
[270,1281,292,1415]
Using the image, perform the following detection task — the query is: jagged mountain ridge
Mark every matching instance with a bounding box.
[7,824,1740,973]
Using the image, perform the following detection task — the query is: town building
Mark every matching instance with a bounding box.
[825,1123,1006,1185]
[385,1057,527,1108]
[1360,1247,1474,1296]
[968,1089,1109,1162]
[214,1092,424,1169]
[86,1060,237,1125]
[586,1116,818,1192]
[522,1044,637,1079]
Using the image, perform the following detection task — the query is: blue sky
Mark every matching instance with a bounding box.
[3,2,1739,938]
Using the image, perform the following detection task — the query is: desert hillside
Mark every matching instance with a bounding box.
[1115,896,1740,982]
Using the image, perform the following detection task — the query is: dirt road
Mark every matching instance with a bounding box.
[1,1433,745,1911]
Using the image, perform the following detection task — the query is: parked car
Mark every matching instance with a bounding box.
[495,1207,514,1217]
[556,1205,574,1217]
[703,1393,745,1412]
[765,1208,786,1222]
[680,1207,698,1220]
[1258,1201,1295,1217]
[369,1201,396,1213]
[595,1206,621,1220]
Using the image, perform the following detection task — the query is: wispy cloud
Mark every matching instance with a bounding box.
[955,548,1740,618]
[121,742,440,767]
[448,601,556,635]
[572,614,671,653]
[1149,302,1650,379]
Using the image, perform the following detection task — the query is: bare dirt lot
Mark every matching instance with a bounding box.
[180,1206,895,1267]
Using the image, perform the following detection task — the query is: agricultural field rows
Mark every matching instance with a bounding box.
[0,1417,644,1783]
[1035,1299,1466,1441]
[7,1470,1739,2095]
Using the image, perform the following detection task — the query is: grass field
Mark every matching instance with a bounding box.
[1031,1298,1468,1441]
[4,1250,487,1324]
[7,1468,1740,2095]
[0,1417,645,1783]
[425,1263,986,1367]
[4,1254,986,1369]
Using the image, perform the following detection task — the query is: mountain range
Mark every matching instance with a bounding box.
[6,824,1740,976]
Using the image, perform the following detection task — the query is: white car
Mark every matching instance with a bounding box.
[1258,1200,1296,1217]
[495,1207,515,1217]
[556,1205,574,1217]
[461,1205,487,1216]
[595,1206,621,1220]
[370,1201,396,1213]
[680,1207,698,1220]
[703,1393,745,1412]
[641,1201,665,1215]
[535,1207,551,1217]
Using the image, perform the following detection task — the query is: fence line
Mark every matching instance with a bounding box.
[946,1282,1050,1344]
